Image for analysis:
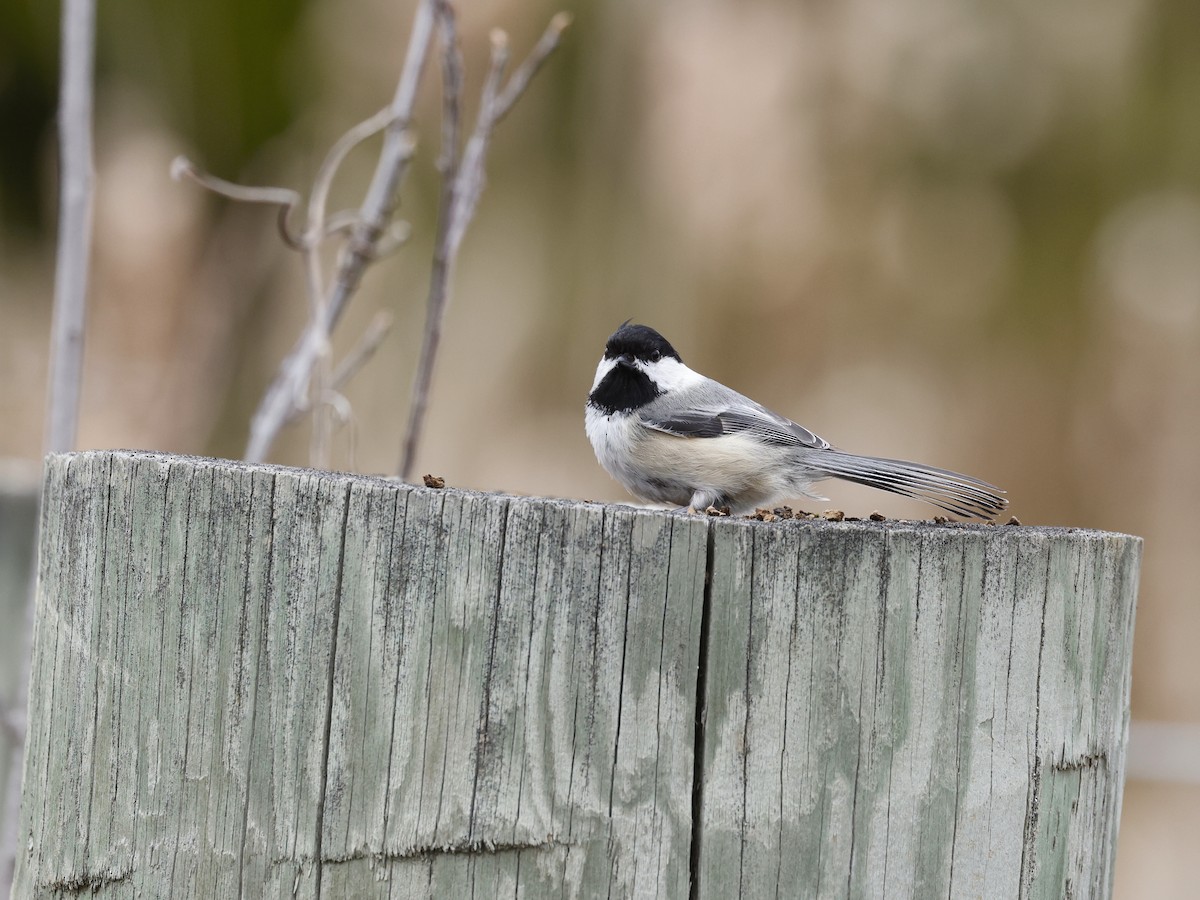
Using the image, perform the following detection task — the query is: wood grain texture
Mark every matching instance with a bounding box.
[15,452,707,898]
[696,520,1141,900]
[13,451,1140,898]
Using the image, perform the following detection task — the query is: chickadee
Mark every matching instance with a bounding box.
[585,322,1007,518]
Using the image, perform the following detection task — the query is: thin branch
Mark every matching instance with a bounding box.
[44,0,96,454]
[176,0,567,469]
[371,221,413,258]
[398,2,476,479]
[277,311,396,429]
[302,247,331,463]
[171,156,304,249]
[319,391,359,470]
[444,29,508,257]
[323,209,361,237]
[303,106,404,335]
[245,0,439,462]
[304,112,417,466]
[436,0,465,179]
[331,312,394,392]
[175,102,414,464]
[324,212,411,252]
[307,105,397,245]
[398,12,569,479]
[493,12,572,123]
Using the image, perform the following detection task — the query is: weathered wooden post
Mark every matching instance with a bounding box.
[13,451,1140,898]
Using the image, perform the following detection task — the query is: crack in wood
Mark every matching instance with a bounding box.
[274,836,574,869]
[1050,750,1108,773]
[687,522,715,900]
[41,864,134,892]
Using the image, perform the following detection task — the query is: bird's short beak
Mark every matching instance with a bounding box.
[616,353,636,370]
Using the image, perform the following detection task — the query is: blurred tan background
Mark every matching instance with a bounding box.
[2,0,1198,894]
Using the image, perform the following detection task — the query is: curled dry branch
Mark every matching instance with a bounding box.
[241,0,439,463]
[171,156,304,249]
[173,0,568,469]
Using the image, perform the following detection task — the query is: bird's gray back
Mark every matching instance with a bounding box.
[639,378,831,450]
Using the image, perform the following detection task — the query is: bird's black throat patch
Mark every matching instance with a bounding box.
[588,362,662,415]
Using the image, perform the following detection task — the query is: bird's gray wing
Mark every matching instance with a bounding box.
[638,384,830,449]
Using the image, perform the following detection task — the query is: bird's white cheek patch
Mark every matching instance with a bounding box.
[647,358,706,393]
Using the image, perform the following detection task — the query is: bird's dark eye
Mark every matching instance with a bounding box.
[649,350,661,362]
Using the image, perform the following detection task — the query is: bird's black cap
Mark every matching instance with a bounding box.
[603,322,682,363]
[589,322,680,414]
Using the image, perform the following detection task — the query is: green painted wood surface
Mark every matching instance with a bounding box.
[13,451,1140,898]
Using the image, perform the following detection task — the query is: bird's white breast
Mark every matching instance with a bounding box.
[585,404,643,486]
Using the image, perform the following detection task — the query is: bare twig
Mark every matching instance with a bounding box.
[332,312,395,392]
[397,12,493,480]
[315,391,358,470]
[176,25,427,452]
[44,0,96,454]
[493,12,573,123]
[307,105,397,246]
[435,1,465,179]
[177,95,416,462]
[310,389,357,470]
[443,29,508,256]
[287,311,393,451]
[175,0,566,469]
[302,104,401,349]
[171,157,304,248]
[323,209,361,237]
[398,12,569,479]
[370,221,413,258]
[244,0,439,462]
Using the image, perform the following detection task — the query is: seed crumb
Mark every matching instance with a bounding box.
[869,511,886,521]
[1006,515,1022,526]
[422,474,446,489]
[822,509,845,522]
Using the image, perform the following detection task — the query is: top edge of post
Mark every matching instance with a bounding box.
[43,450,1143,545]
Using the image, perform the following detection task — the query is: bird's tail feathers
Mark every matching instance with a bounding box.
[809,450,1007,520]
